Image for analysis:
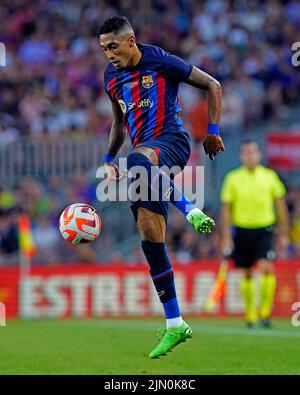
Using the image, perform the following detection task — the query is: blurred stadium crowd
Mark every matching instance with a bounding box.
[0,0,300,265]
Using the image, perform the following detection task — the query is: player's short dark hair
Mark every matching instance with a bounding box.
[99,16,133,36]
[241,139,259,146]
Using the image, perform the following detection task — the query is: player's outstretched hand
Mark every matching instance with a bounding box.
[203,135,225,160]
[103,162,126,181]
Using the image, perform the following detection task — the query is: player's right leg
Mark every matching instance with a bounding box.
[136,207,192,359]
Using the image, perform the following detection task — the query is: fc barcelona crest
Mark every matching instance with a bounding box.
[142,75,154,89]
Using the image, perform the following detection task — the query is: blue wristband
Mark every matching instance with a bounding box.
[208,124,219,135]
[102,153,115,163]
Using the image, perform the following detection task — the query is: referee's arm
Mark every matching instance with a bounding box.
[220,173,234,255]
[274,197,289,250]
[220,202,233,255]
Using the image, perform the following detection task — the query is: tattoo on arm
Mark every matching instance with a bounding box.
[187,66,222,124]
[107,101,126,157]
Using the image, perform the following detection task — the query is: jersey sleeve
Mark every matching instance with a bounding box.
[104,70,117,103]
[270,171,286,199]
[163,52,193,83]
[220,174,235,204]
[105,86,117,103]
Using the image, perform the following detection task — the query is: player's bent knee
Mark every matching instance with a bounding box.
[137,208,166,242]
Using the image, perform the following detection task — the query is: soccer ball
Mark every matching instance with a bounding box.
[59,203,101,245]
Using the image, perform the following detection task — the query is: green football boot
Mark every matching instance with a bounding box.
[186,208,215,233]
[149,321,192,359]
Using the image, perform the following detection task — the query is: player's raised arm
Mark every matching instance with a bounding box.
[187,67,222,123]
[102,101,126,181]
[187,66,224,160]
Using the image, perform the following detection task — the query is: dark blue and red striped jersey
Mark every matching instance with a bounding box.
[104,44,193,147]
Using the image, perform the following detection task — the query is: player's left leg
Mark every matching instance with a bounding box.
[132,147,215,233]
[257,259,276,327]
[136,207,192,359]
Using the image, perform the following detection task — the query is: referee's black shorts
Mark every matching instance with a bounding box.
[232,225,276,268]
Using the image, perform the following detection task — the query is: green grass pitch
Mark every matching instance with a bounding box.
[0,318,300,375]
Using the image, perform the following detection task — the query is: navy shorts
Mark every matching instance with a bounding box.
[129,132,191,223]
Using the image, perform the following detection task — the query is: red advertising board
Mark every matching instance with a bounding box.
[0,262,299,319]
[266,133,300,170]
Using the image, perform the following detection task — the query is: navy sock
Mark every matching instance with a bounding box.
[141,241,181,319]
[127,152,195,217]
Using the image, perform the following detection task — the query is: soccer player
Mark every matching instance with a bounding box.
[220,140,289,328]
[99,16,224,358]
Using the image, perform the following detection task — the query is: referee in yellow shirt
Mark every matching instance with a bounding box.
[220,140,289,327]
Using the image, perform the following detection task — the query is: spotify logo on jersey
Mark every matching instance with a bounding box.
[118,98,154,114]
